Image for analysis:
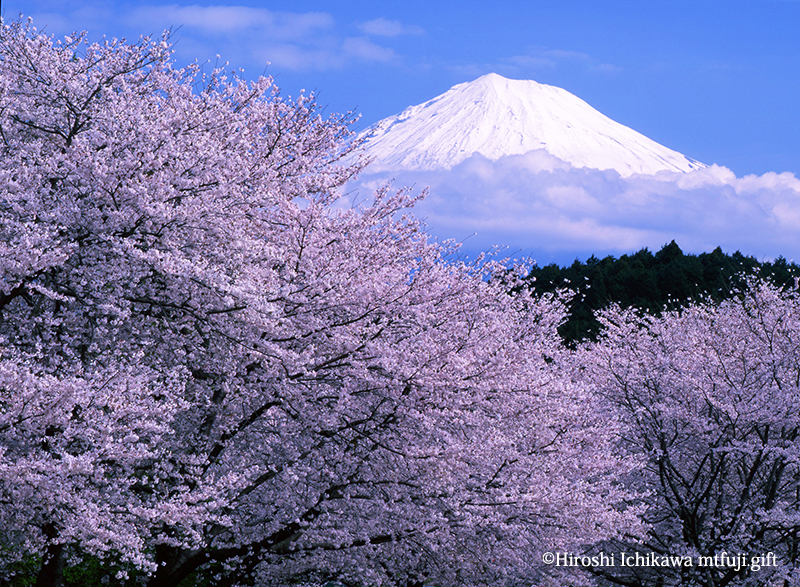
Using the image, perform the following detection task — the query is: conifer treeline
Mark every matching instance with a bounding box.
[523,240,800,344]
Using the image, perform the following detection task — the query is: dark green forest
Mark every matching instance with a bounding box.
[523,240,800,344]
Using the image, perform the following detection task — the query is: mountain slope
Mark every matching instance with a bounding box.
[359,73,705,177]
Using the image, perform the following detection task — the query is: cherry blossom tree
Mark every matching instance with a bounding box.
[0,20,640,586]
[581,280,800,587]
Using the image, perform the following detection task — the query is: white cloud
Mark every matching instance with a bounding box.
[22,3,400,73]
[461,48,622,83]
[347,153,800,263]
[540,49,593,61]
[250,43,334,71]
[592,63,623,74]
[127,5,335,37]
[342,37,396,62]
[357,17,424,37]
[123,5,367,71]
[503,54,559,70]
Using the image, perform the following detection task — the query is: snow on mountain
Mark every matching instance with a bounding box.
[358,73,705,177]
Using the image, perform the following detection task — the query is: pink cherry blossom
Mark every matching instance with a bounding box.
[0,20,639,586]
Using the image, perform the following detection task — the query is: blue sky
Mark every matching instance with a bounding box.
[6,0,800,178]
[7,1,800,263]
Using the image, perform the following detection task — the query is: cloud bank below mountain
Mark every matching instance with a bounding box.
[348,151,800,264]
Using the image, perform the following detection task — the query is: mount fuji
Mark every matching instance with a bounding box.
[345,74,800,266]
[358,73,705,177]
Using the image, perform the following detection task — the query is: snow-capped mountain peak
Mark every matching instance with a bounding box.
[359,73,705,177]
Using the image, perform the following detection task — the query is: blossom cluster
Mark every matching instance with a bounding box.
[0,20,639,587]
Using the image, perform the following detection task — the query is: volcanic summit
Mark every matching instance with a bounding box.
[358,73,705,177]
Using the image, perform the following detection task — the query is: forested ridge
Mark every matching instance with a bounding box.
[523,240,800,344]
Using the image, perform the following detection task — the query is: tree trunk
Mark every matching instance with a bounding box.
[146,545,208,587]
[35,542,65,587]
